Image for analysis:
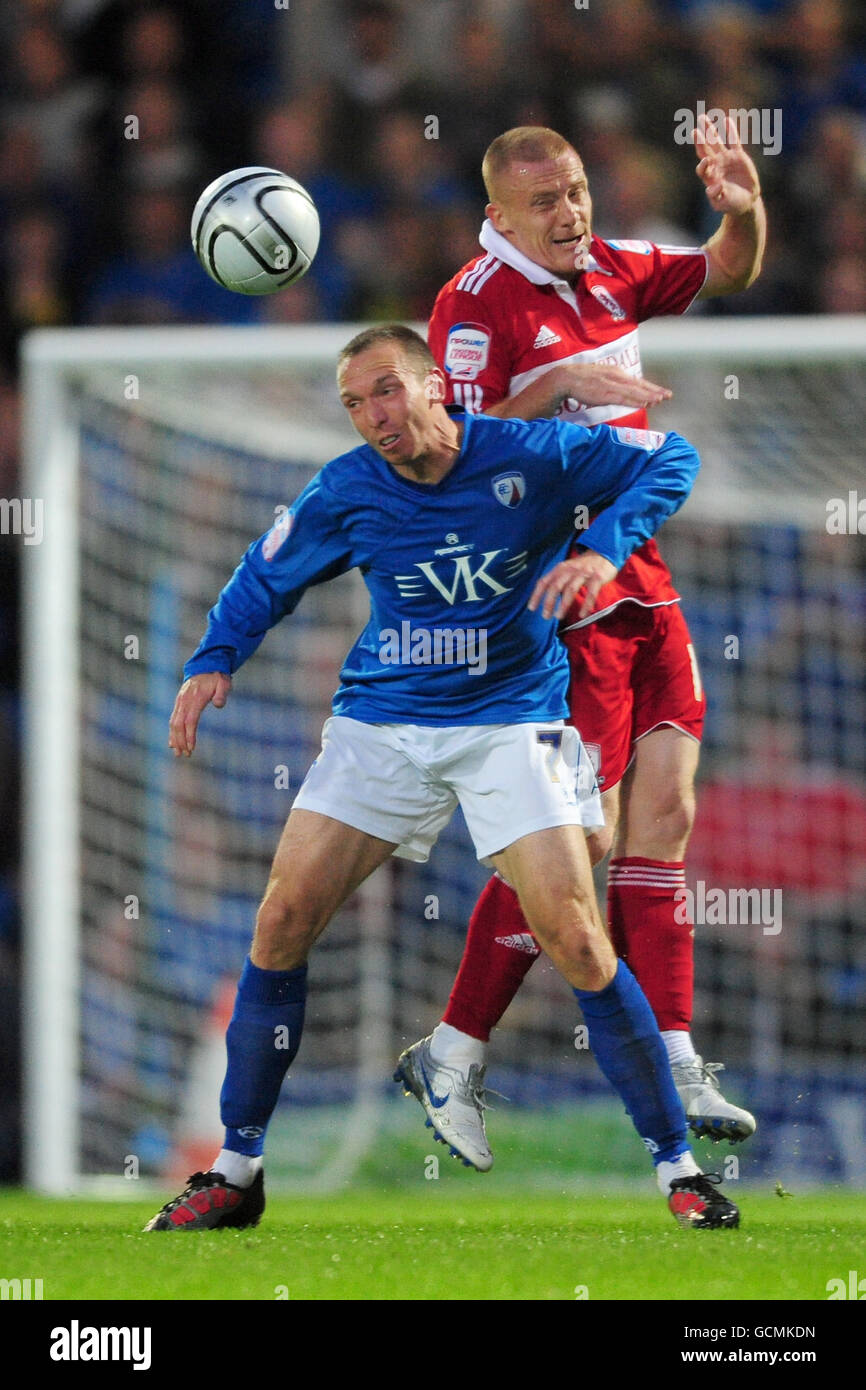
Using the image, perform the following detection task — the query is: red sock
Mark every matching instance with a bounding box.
[607,857,693,1032]
[442,875,540,1041]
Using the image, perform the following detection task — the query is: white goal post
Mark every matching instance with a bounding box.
[21,317,866,1194]
[22,324,374,1195]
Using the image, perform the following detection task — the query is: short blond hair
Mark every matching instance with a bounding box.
[337,323,435,380]
[482,127,580,199]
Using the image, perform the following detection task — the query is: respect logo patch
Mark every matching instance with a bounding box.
[444,322,491,380]
[606,239,652,255]
[262,510,293,561]
[612,426,666,450]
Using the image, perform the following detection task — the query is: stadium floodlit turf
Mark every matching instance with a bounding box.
[1,1189,863,1301]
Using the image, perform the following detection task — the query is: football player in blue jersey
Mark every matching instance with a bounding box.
[145,324,738,1234]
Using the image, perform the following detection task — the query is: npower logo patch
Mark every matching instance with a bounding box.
[444,322,491,380]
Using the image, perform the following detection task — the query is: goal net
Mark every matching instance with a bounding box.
[22,318,866,1194]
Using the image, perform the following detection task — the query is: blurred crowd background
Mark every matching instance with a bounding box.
[2,0,866,1176]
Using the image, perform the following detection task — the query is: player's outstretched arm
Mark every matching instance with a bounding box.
[695,113,766,296]
[169,672,232,758]
[485,361,671,422]
[539,422,699,620]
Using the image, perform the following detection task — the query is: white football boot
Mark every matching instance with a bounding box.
[671,1055,756,1143]
[394,1035,494,1171]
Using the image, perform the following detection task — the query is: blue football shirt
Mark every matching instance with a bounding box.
[184,413,698,724]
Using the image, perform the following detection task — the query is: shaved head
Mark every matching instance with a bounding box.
[482,127,581,201]
[482,126,592,282]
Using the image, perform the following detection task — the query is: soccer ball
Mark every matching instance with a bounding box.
[191,166,320,295]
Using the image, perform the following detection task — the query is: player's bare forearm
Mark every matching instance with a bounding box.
[483,372,571,420]
[701,197,766,295]
[529,551,618,621]
[484,363,671,422]
[168,672,232,757]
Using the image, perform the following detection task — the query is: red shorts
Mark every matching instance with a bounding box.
[562,602,705,791]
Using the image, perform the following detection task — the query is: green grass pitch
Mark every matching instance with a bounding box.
[1,1188,863,1301]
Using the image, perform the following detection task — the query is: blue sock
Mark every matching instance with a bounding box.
[220,957,307,1157]
[574,960,688,1165]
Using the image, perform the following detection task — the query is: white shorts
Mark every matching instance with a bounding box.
[293,716,603,865]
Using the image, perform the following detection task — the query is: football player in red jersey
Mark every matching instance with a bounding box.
[394,117,766,1170]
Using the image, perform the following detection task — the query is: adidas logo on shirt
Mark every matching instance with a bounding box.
[494,932,541,955]
[532,324,561,350]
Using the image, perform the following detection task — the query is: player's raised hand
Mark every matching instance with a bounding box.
[694,113,762,215]
[169,672,232,757]
[529,551,618,621]
[558,361,671,412]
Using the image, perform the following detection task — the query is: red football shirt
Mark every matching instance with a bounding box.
[428,222,708,626]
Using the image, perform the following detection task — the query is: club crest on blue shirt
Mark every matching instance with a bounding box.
[491,471,526,508]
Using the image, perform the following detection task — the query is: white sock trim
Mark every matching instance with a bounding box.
[656,1151,700,1196]
[429,1021,488,1067]
[662,1029,697,1066]
[213,1150,262,1189]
